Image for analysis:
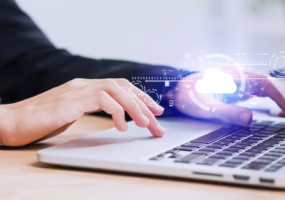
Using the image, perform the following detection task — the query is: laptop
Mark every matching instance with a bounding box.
[38,114,285,188]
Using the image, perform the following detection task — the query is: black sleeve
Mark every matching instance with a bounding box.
[0,1,174,101]
[0,0,193,117]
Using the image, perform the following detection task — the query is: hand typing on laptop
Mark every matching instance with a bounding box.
[175,69,285,127]
[0,78,165,146]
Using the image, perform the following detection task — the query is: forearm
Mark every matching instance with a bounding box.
[0,49,174,102]
[0,104,14,145]
[0,0,179,117]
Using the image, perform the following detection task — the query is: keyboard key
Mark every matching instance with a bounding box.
[166,149,180,154]
[209,155,227,159]
[168,154,182,159]
[176,146,197,152]
[213,141,229,146]
[255,133,273,137]
[228,133,241,137]
[267,137,282,142]
[250,146,268,151]
[229,125,244,130]
[234,135,248,140]
[242,162,267,170]
[181,142,205,148]
[261,132,278,136]
[196,158,222,165]
[224,138,236,142]
[249,124,266,128]
[258,156,277,161]
[257,145,274,151]
[269,163,285,170]
[233,156,251,161]
[249,128,261,133]
[257,121,274,126]
[253,159,272,165]
[222,151,238,156]
[192,152,208,156]
[239,140,255,146]
[190,127,238,144]
[248,138,263,142]
[272,162,285,168]
[265,167,279,172]
[239,152,259,157]
[277,160,285,165]
[199,147,219,152]
[270,124,285,129]
[264,152,284,158]
[262,143,278,148]
[226,159,245,165]
[275,146,285,150]
[214,154,231,159]
[235,131,251,136]
[150,155,164,161]
[224,147,243,153]
[219,163,238,168]
[230,144,248,149]
[246,149,266,154]
[250,136,264,139]
[215,151,236,156]
[277,134,285,138]
[256,142,273,147]
[270,149,285,154]
[259,142,278,147]
[244,139,259,143]
[196,150,213,156]
[272,135,285,139]
[234,142,251,149]
[207,144,225,149]
[175,154,205,163]
[263,127,281,131]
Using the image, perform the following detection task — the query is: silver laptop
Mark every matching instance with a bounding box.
[38,114,285,188]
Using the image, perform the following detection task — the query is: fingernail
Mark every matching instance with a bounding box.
[122,122,128,131]
[156,104,165,112]
[117,121,128,132]
[238,111,252,126]
[158,124,165,136]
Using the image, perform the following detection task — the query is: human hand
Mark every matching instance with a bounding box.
[175,69,285,126]
[0,78,165,146]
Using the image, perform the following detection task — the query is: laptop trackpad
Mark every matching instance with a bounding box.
[53,137,171,160]
[49,119,220,160]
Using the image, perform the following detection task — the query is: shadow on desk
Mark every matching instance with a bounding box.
[0,143,52,151]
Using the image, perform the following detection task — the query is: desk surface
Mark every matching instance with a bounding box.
[0,115,284,200]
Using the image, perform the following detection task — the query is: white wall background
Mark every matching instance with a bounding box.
[17,0,285,68]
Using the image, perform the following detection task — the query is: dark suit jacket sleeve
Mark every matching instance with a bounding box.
[0,0,178,107]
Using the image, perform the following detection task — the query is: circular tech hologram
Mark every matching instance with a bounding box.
[145,89,161,106]
[269,51,285,77]
[189,54,246,112]
[129,81,161,106]
[129,80,146,98]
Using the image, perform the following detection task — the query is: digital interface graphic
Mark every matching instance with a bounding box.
[195,68,237,94]
[129,52,285,113]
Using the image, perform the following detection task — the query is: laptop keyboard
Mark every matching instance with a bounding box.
[149,120,285,172]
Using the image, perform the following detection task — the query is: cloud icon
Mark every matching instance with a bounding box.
[195,68,237,94]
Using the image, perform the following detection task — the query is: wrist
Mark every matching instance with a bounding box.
[0,104,17,146]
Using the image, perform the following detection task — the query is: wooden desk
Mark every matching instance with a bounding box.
[0,116,284,200]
